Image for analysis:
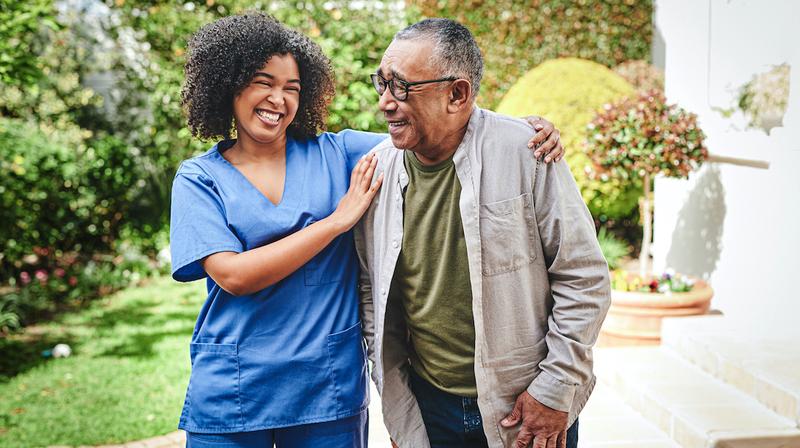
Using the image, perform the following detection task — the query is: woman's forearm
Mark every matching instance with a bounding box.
[202,215,348,296]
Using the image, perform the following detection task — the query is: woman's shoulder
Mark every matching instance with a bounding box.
[312,130,388,162]
[175,142,229,178]
[172,144,234,194]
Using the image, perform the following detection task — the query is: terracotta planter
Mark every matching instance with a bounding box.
[598,279,713,347]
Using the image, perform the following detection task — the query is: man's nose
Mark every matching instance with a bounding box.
[377,87,396,112]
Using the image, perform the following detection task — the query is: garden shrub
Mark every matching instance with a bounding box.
[496,58,640,220]
[408,0,653,109]
[0,118,157,329]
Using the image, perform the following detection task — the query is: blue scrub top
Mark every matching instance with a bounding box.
[169,130,387,433]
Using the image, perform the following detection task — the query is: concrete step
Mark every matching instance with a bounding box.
[580,380,680,447]
[595,346,800,448]
[662,316,800,426]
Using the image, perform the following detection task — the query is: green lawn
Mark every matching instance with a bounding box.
[0,277,205,447]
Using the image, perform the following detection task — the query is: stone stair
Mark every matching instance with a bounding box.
[662,316,800,427]
[592,315,800,447]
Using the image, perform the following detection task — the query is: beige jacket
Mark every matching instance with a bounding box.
[354,108,611,447]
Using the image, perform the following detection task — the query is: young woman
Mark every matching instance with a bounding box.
[170,12,563,448]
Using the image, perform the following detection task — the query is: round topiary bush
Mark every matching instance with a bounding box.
[496,57,640,221]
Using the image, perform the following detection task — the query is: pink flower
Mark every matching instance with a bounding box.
[20,272,31,285]
[54,268,66,278]
[35,270,48,283]
[68,276,78,286]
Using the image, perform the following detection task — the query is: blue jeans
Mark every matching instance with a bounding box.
[185,409,368,448]
[410,369,579,448]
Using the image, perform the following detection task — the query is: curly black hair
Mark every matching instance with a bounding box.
[181,12,335,140]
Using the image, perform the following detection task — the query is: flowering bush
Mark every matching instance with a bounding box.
[611,269,695,293]
[586,90,708,179]
[0,250,160,332]
[586,90,708,278]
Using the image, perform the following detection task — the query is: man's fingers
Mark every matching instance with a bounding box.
[514,427,534,448]
[532,434,547,448]
[501,398,523,427]
[546,433,557,448]
[557,429,567,448]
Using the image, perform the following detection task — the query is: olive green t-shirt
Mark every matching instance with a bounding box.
[388,150,477,397]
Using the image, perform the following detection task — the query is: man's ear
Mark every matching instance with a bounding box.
[447,79,472,112]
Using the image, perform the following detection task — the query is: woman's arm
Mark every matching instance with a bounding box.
[202,154,383,296]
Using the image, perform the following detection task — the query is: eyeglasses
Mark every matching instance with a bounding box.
[370,73,458,101]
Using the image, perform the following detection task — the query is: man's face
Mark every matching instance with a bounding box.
[377,39,453,153]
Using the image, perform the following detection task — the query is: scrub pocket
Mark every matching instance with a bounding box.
[305,234,345,285]
[326,322,369,417]
[185,342,244,432]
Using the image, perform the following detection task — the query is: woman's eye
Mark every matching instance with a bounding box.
[256,81,271,87]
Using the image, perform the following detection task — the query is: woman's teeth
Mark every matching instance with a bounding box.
[256,110,281,122]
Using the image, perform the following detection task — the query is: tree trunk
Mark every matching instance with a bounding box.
[639,172,651,278]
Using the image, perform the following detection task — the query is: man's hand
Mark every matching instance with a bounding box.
[523,116,564,163]
[500,391,568,448]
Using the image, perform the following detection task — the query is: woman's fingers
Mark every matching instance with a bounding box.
[350,155,367,184]
[361,154,378,190]
[369,173,384,195]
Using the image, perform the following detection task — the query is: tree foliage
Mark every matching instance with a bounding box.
[408,0,653,109]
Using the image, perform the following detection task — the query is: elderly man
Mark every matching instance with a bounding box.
[355,18,610,448]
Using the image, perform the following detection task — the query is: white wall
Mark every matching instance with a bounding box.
[653,0,800,323]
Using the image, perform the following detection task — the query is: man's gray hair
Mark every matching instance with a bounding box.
[394,18,484,98]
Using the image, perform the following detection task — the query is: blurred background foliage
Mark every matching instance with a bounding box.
[1,0,653,330]
[408,0,653,109]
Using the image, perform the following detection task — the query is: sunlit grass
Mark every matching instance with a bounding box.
[0,277,205,447]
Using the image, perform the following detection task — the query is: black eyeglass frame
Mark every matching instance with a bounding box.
[370,73,458,101]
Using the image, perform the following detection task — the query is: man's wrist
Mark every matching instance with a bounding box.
[527,371,577,413]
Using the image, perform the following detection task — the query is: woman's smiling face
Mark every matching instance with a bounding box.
[233,53,301,146]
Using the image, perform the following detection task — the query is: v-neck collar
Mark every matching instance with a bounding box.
[213,139,306,210]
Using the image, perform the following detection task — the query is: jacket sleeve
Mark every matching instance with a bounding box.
[354,198,379,386]
[526,159,611,412]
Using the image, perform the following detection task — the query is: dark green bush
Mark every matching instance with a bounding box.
[0,118,158,329]
[408,0,653,109]
[0,119,135,274]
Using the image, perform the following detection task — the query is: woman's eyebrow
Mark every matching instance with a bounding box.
[253,72,301,84]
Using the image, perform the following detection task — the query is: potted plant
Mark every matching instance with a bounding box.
[585,90,712,346]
